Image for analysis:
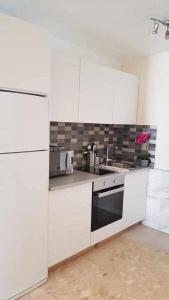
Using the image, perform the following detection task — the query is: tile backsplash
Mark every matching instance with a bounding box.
[50,122,157,169]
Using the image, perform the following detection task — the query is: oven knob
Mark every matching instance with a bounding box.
[113,179,117,184]
[103,181,107,187]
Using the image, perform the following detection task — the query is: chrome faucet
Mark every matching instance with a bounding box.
[106,145,118,165]
[106,146,112,165]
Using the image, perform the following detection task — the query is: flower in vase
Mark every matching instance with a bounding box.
[136,132,151,164]
[136,132,151,145]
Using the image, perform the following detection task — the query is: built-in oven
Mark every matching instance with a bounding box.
[91,174,124,232]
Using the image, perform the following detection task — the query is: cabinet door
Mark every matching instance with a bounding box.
[0,151,48,300]
[79,61,114,124]
[0,92,48,153]
[0,13,50,94]
[113,71,138,124]
[48,182,92,267]
[50,54,80,122]
[123,169,149,227]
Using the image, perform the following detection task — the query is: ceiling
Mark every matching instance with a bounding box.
[0,0,169,57]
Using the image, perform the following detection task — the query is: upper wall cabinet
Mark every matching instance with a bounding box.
[79,61,114,124]
[49,57,138,124]
[113,71,138,124]
[50,54,80,122]
[0,13,50,95]
[79,61,138,124]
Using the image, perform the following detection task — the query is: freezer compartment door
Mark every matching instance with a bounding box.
[0,92,48,153]
[0,151,48,300]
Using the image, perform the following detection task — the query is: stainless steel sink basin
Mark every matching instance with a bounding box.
[100,165,127,173]
[100,161,136,173]
[111,162,135,169]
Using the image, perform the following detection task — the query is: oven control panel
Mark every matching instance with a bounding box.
[93,173,125,192]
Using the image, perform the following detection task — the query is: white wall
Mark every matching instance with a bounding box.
[139,53,169,172]
[121,56,143,78]
[122,52,169,234]
[122,52,169,171]
[143,169,169,234]
[50,35,123,70]
[122,53,169,124]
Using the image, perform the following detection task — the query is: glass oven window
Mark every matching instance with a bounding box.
[91,185,124,232]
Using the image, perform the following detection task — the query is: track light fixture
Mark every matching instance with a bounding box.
[150,17,169,39]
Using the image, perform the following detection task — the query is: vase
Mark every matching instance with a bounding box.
[138,159,149,167]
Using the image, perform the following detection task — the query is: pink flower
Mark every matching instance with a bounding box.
[136,132,151,145]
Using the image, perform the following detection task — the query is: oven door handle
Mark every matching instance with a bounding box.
[97,187,124,198]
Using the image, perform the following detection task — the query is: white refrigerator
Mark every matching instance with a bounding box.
[0,91,49,300]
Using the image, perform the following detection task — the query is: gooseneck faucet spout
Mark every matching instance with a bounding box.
[106,146,112,165]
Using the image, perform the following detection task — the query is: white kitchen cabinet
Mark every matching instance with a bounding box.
[50,54,80,122]
[0,151,49,300]
[48,182,92,267]
[79,60,114,124]
[123,169,149,227]
[79,60,138,124]
[0,13,50,94]
[113,71,138,124]
[0,91,48,153]
[49,56,138,124]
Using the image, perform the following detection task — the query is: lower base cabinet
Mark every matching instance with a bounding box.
[123,169,149,227]
[91,169,149,245]
[48,182,92,267]
[48,170,149,267]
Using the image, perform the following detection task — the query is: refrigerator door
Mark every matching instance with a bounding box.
[0,151,48,300]
[0,91,48,153]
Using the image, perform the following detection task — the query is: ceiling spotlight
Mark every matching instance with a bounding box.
[150,17,169,40]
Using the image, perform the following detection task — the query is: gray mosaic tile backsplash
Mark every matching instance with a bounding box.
[50,122,157,169]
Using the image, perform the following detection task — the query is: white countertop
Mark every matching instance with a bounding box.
[49,170,99,191]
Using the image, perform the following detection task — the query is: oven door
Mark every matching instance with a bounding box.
[91,185,124,232]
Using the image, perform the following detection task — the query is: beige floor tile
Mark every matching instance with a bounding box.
[20,224,169,300]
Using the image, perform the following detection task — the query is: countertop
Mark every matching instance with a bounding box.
[49,170,99,191]
[49,167,149,191]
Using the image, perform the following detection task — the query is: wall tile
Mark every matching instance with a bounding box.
[50,122,157,170]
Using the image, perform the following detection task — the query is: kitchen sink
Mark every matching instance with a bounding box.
[110,162,136,169]
[100,161,136,173]
[101,166,128,173]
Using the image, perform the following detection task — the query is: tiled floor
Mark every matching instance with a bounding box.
[20,225,169,300]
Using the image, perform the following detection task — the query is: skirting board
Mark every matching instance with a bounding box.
[8,278,47,300]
